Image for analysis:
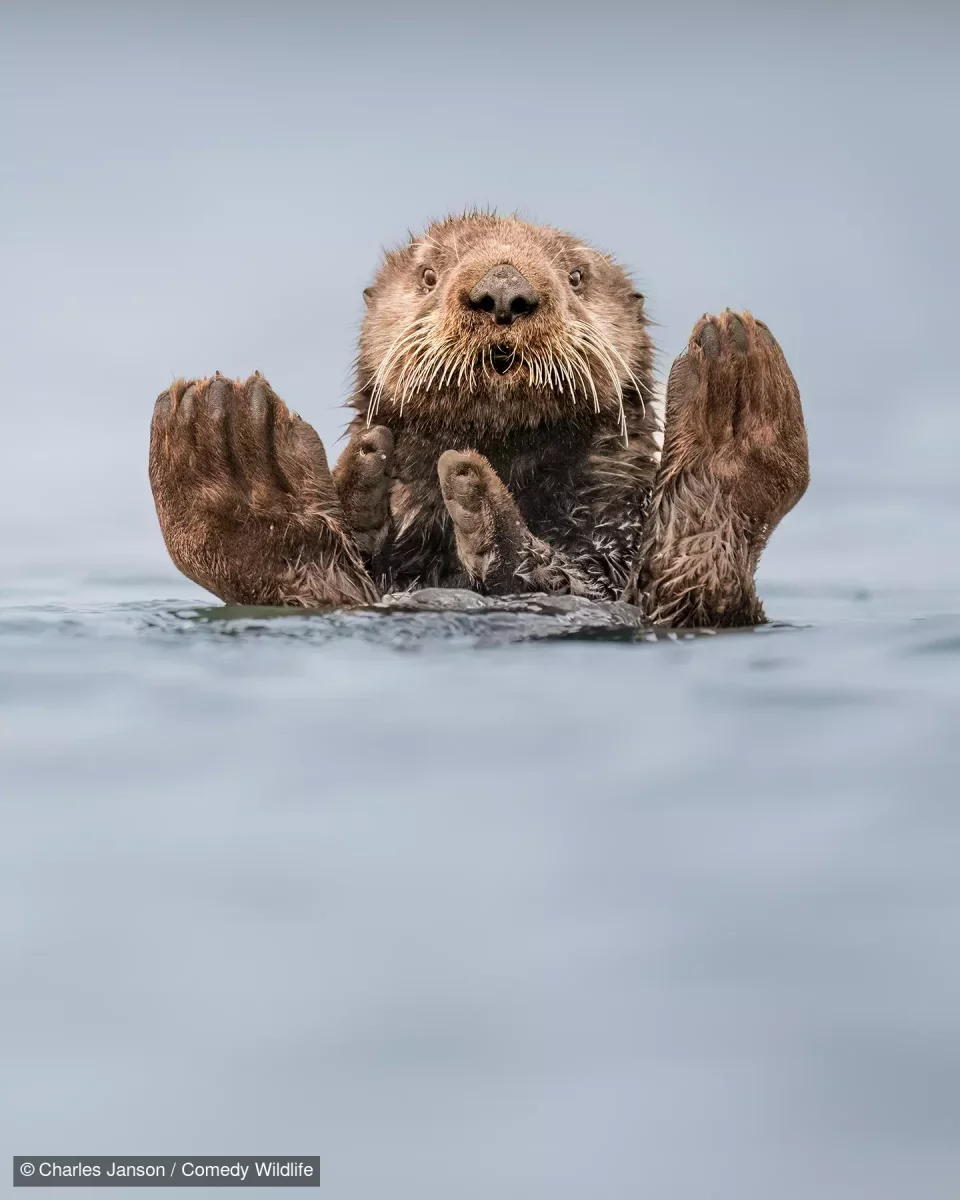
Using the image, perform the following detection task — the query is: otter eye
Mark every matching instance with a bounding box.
[568,269,583,288]
[422,268,438,288]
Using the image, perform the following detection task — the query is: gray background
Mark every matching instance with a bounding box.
[2,4,960,1199]
[1,1,957,598]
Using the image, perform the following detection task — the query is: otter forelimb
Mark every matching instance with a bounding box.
[437,450,602,598]
[625,311,809,627]
[149,374,380,608]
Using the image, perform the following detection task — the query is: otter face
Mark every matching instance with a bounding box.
[357,213,651,436]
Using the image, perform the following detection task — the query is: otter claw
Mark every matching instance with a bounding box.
[725,312,747,352]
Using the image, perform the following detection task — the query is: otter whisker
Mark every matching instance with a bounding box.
[414,336,450,390]
[406,335,452,407]
[566,344,600,413]
[572,244,615,266]
[541,348,554,391]
[554,348,578,402]
[553,346,575,402]
[537,353,549,390]
[586,340,629,443]
[368,315,436,421]
[394,353,424,418]
[591,330,649,413]
[548,351,565,394]
[375,342,422,418]
[574,316,654,407]
[416,235,444,254]
[398,350,434,415]
[457,352,472,393]
[368,317,434,420]
[421,341,456,396]
[571,320,633,442]
[439,350,462,394]
[567,342,602,412]
[562,354,579,401]
[577,327,624,402]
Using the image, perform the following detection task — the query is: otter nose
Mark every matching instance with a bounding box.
[467,265,539,325]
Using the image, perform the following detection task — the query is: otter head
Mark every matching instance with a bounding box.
[356,213,652,438]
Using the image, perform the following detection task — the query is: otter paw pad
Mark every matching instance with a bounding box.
[437,450,501,538]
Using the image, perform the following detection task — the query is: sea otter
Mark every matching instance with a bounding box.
[149,213,809,626]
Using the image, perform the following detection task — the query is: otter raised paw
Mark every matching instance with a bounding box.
[629,310,809,626]
[438,450,600,598]
[149,374,378,607]
[332,425,395,578]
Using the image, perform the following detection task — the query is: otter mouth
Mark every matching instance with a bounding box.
[489,344,518,376]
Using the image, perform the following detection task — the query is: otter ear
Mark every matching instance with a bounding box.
[363,287,375,307]
[632,291,645,309]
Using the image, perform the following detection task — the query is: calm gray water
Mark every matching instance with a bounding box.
[2,4,959,1198]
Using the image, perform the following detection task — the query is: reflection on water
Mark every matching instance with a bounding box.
[2,575,960,1200]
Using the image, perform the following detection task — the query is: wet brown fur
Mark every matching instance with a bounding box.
[149,373,377,608]
[148,213,809,625]
[624,310,809,625]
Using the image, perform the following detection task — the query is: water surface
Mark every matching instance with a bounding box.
[3,517,960,1199]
